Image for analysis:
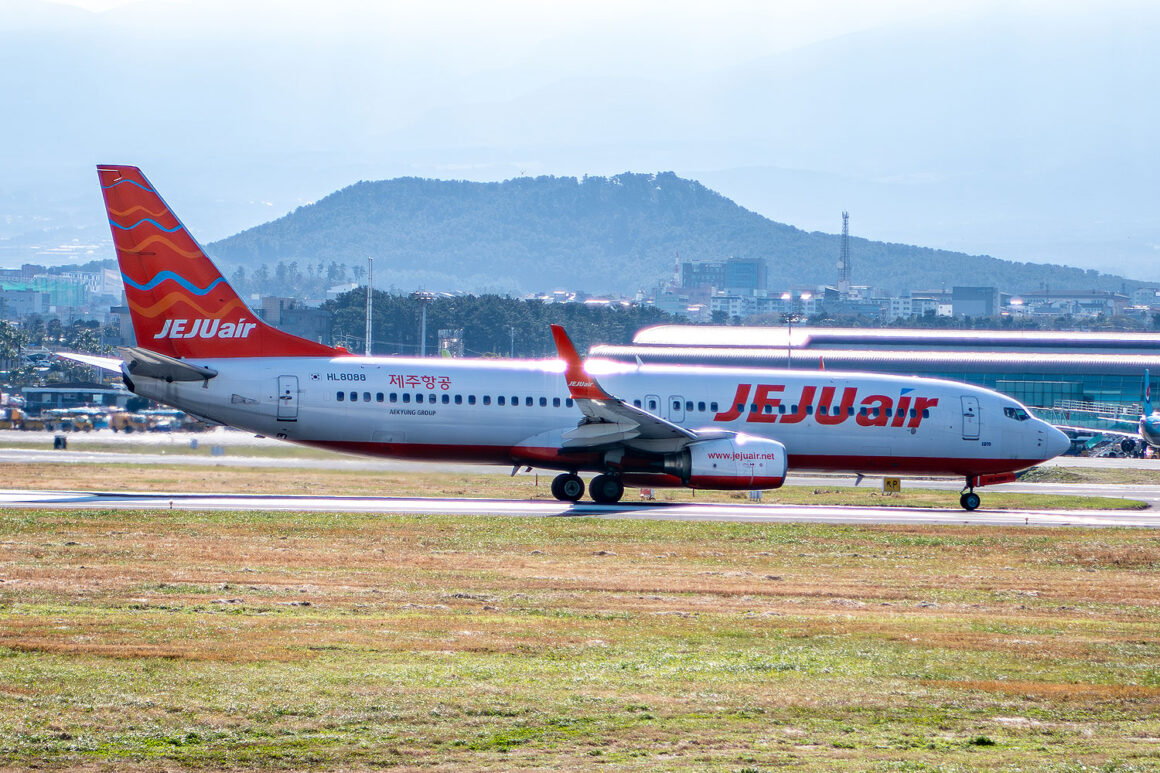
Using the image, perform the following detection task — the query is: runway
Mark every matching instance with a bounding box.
[2,429,1158,526]
[1,488,1157,528]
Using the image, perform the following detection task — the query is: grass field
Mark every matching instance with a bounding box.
[2,507,1160,771]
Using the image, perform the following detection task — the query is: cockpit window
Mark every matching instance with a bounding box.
[1004,406,1031,421]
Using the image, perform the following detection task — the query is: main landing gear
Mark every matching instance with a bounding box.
[959,478,981,511]
[589,474,625,504]
[550,473,625,504]
[550,473,585,502]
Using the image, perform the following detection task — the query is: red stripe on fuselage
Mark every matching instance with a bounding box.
[302,440,1047,478]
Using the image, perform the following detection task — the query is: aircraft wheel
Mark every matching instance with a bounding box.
[960,492,981,511]
[589,474,624,504]
[551,473,585,502]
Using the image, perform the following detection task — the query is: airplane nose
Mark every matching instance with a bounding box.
[1044,424,1071,459]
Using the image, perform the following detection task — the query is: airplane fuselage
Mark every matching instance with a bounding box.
[131,355,1064,480]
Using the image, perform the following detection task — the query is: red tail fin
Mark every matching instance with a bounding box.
[98,165,342,359]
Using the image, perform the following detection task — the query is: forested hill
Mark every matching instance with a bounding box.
[208,173,1134,296]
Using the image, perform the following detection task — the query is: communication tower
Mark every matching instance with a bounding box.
[837,211,851,296]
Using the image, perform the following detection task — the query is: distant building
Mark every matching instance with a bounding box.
[257,296,333,345]
[680,257,767,294]
[21,382,131,414]
[951,286,999,318]
[0,289,50,320]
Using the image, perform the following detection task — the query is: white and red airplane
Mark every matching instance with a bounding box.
[69,165,1070,510]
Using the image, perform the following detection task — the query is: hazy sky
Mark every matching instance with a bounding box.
[4,0,1158,281]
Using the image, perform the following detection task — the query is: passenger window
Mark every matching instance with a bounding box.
[337,392,344,402]
[673,400,681,412]
[922,409,930,418]
[468,395,476,405]
[779,404,786,414]
[819,406,828,415]
[910,408,917,418]
[526,396,533,407]
[442,394,449,404]
[806,406,813,415]
[566,398,574,408]
[633,399,642,408]
[402,393,410,403]
[553,397,561,407]
[848,406,855,416]
[350,392,358,402]
[512,396,518,406]
[483,396,491,406]
[685,401,693,412]
[648,399,657,411]
[390,393,398,403]
[763,404,773,414]
[498,396,505,406]
[363,392,371,402]
[455,394,463,405]
[697,401,706,412]
[539,397,547,407]
[376,392,384,402]
[710,402,718,412]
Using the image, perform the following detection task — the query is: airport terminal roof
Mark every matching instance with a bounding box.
[631,325,1160,355]
[591,344,1160,376]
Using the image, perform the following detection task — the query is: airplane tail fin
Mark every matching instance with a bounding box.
[98,165,342,359]
[1146,369,1152,416]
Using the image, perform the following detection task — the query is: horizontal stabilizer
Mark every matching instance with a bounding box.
[56,351,124,373]
[119,346,218,382]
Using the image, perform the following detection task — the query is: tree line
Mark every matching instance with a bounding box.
[322,290,674,357]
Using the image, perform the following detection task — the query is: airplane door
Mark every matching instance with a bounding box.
[668,395,686,423]
[277,375,299,421]
[961,396,980,440]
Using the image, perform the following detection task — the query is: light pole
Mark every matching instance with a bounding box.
[411,290,436,356]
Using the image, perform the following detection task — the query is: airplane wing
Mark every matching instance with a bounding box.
[550,325,703,449]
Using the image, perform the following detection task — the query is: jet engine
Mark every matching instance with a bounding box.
[662,434,788,490]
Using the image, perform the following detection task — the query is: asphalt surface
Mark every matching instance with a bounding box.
[2,428,1158,526]
[0,488,1154,528]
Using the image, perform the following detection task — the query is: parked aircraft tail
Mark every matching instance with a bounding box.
[1146,369,1153,416]
[97,165,342,359]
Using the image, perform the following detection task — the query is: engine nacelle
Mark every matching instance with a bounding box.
[663,434,788,490]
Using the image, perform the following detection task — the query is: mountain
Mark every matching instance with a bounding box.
[207,172,1136,297]
[1,1,1157,280]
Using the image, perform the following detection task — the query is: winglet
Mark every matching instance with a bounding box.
[550,324,613,401]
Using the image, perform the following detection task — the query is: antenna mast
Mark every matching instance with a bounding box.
[837,211,850,296]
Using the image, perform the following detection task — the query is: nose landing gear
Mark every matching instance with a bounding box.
[960,478,981,511]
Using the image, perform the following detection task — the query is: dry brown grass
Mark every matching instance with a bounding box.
[4,510,1160,770]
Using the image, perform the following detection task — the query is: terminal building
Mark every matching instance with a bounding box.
[591,326,1160,430]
